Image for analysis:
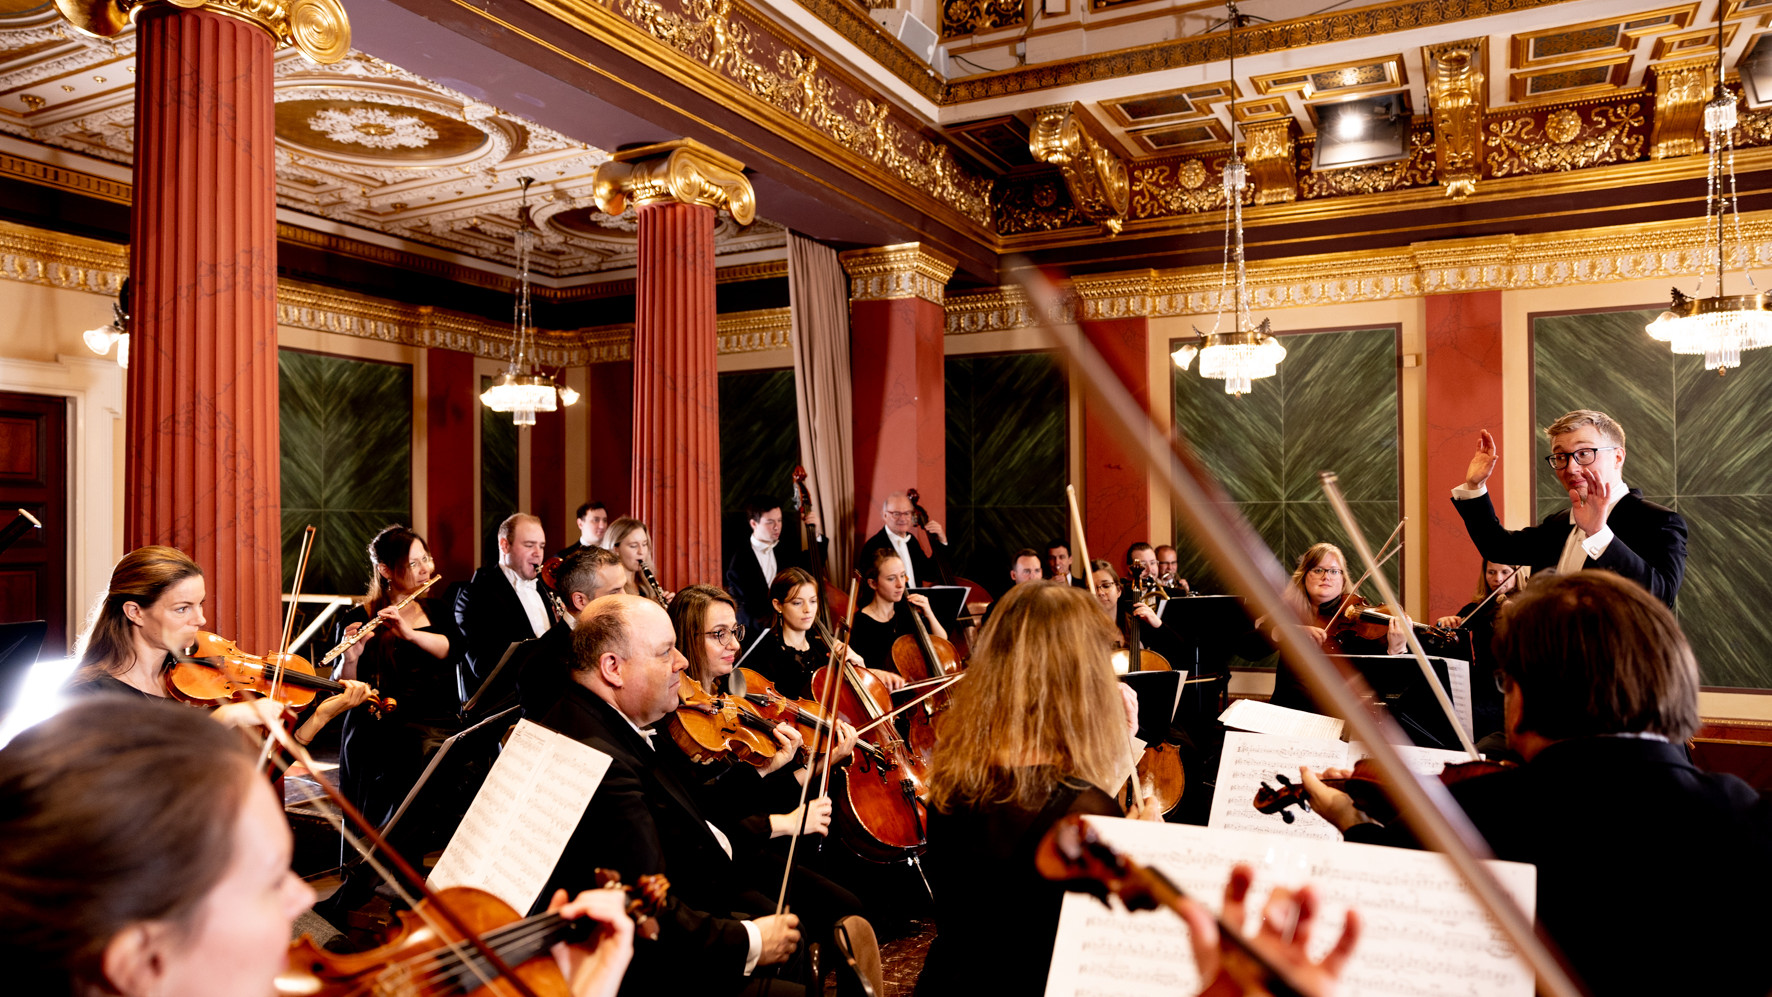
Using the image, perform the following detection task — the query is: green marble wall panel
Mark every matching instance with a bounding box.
[480,375,519,562]
[279,350,412,596]
[1535,307,1772,687]
[718,368,802,564]
[946,352,1068,591]
[1172,328,1400,599]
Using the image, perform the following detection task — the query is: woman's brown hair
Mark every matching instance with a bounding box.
[0,697,254,996]
[73,545,203,682]
[668,584,738,693]
[864,547,903,583]
[926,582,1129,813]
[364,524,429,610]
[769,567,819,628]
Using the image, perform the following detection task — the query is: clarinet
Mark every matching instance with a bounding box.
[639,560,671,609]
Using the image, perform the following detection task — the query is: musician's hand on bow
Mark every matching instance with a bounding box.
[1181,863,1360,997]
[869,667,906,691]
[1463,429,1499,490]
[754,913,801,965]
[1300,625,1330,648]
[547,887,635,997]
[772,795,833,838]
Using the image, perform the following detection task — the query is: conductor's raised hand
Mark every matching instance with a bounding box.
[1569,464,1613,536]
[1463,430,1499,490]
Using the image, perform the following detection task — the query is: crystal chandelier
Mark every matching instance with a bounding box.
[481,177,579,425]
[1171,1,1285,396]
[1645,10,1772,375]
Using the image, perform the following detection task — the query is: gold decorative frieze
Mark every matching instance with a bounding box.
[1127,154,1227,220]
[1486,99,1647,178]
[54,0,351,64]
[839,243,958,304]
[593,138,756,225]
[1241,118,1297,206]
[939,0,1024,39]
[945,213,1772,331]
[1650,59,1714,159]
[994,176,1088,237]
[1299,126,1436,199]
[1028,104,1129,235]
[577,325,634,363]
[1426,39,1486,199]
[717,307,791,353]
[0,217,125,293]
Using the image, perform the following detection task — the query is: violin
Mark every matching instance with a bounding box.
[732,666,885,767]
[279,874,667,997]
[667,679,783,767]
[1252,756,1517,826]
[169,631,395,718]
[810,648,929,861]
[1322,594,1467,658]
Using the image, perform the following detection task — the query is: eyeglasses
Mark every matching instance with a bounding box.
[407,554,435,571]
[884,509,915,520]
[1544,446,1620,470]
[703,625,746,647]
[1306,567,1345,578]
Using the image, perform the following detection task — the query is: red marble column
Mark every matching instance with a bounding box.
[1425,290,1505,615]
[1079,316,1152,570]
[125,7,280,648]
[425,347,477,582]
[841,245,957,541]
[629,200,721,587]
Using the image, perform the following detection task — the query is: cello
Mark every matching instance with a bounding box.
[810,629,929,862]
[891,600,961,771]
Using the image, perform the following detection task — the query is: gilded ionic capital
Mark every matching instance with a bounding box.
[54,0,351,62]
[1650,58,1715,160]
[838,243,957,304]
[1426,39,1486,200]
[592,138,756,225]
[1029,104,1130,235]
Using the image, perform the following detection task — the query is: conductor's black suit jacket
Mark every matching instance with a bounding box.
[1451,487,1687,606]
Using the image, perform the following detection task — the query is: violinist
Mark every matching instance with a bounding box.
[743,567,863,699]
[664,585,882,997]
[1298,571,1772,997]
[1088,559,1187,669]
[845,549,936,687]
[68,545,370,736]
[0,696,634,997]
[1433,560,1526,743]
[601,516,673,605]
[536,594,803,996]
[1261,543,1408,656]
[919,582,1159,996]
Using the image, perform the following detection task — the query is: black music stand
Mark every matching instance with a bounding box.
[1272,653,1471,752]
[1156,595,1248,719]
[918,585,970,637]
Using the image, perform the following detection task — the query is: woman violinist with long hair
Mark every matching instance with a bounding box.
[664,584,881,997]
[68,545,370,736]
[0,696,633,997]
[1433,559,1527,742]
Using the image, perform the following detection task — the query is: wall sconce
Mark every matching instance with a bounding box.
[82,278,129,369]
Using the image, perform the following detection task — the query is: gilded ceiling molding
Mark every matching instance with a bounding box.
[1485,96,1648,178]
[53,0,350,63]
[1649,58,1713,160]
[1298,126,1437,199]
[939,0,1574,105]
[525,0,992,229]
[1425,39,1486,200]
[0,151,130,205]
[0,216,125,294]
[939,0,1025,39]
[1028,104,1130,235]
[575,325,634,363]
[1241,118,1298,206]
[592,138,756,224]
[839,243,958,304]
[949,213,1772,329]
[717,307,791,353]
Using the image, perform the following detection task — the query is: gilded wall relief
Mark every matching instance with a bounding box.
[993,174,1088,236]
[1485,99,1648,178]
[1297,124,1436,199]
[1127,154,1232,221]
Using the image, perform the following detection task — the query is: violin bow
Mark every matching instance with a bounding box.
[1018,264,1586,997]
[774,577,861,917]
[254,721,550,997]
[1065,484,1092,588]
[253,525,317,774]
[1328,518,1404,624]
[1319,474,1479,759]
[1454,564,1523,629]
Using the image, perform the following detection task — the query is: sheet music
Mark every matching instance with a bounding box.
[1441,657,1473,739]
[1044,818,1537,997]
[428,719,612,912]
[1207,732,1351,841]
[1219,698,1345,741]
[1347,741,1475,773]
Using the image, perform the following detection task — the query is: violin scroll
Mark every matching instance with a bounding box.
[592,868,668,942]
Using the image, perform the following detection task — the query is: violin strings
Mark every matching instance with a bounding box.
[371,913,570,992]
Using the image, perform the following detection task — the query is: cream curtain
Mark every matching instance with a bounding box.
[787,231,856,583]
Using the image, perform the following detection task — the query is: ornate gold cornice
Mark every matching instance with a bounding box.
[717,307,790,353]
[0,217,126,294]
[0,152,131,206]
[951,211,1772,330]
[1426,39,1486,200]
[1650,58,1713,160]
[54,0,350,63]
[1242,118,1298,206]
[593,138,756,224]
[1029,104,1129,235]
[839,242,958,303]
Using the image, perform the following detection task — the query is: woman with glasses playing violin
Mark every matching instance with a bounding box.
[662,585,883,997]
[1260,543,1408,657]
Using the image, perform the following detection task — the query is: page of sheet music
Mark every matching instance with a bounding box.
[1207,731,1352,842]
[1218,698,1346,740]
[1346,741,1475,772]
[428,719,612,912]
[1044,818,1537,997]
[1442,657,1473,738]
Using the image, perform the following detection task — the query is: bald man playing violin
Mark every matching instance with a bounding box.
[1450,409,1687,607]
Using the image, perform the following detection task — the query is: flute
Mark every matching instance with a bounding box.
[319,575,441,666]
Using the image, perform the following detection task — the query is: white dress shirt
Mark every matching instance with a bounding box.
[1449,482,1623,574]
[751,535,778,585]
[886,528,917,587]
[499,564,550,638]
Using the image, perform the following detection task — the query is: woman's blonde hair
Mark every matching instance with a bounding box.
[1283,542,1349,622]
[1473,560,1529,604]
[925,583,1129,812]
[73,545,203,682]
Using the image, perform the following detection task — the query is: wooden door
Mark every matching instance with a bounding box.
[0,392,68,653]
